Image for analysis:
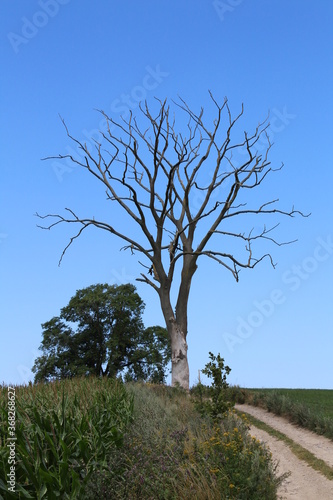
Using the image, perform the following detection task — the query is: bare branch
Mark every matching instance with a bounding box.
[35,209,155,266]
[39,92,309,387]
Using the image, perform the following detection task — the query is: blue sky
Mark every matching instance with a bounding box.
[1,0,332,389]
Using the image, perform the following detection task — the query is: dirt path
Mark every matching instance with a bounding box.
[235,404,333,499]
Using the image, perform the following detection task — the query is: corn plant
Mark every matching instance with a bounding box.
[0,377,133,498]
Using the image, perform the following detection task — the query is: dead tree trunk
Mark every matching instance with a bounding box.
[159,285,191,389]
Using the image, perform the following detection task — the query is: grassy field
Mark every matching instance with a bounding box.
[0,378,283,499]
[247,389,333,419]
[2,380,331,498]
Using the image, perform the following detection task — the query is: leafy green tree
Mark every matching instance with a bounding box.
[32,283,171,383]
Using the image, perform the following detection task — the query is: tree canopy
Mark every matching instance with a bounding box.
[32,283,171,383]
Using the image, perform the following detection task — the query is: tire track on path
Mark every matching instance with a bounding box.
[235,404,333,500]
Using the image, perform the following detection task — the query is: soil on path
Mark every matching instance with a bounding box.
[235,404,333,500]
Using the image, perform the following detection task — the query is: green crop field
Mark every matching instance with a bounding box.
[248,389,333,419]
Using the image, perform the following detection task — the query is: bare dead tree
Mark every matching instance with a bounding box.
[37,93,309,389]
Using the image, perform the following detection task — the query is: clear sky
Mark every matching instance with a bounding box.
[1,0,332,389]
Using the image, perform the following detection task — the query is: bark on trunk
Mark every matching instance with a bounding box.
[169,318,189,390]
[159,287,190,390]
[158,253,196,390]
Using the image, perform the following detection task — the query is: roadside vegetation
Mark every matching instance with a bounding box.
[0,371,283,499]
[237,388,333,440]
[2,353,331,498]
[88,382,282,499]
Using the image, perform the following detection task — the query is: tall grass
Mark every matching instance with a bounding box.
[85,383,284,499]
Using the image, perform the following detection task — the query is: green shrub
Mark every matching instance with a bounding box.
[265,391,284,415]
[194,352,233,421]
[226,385,247,404]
